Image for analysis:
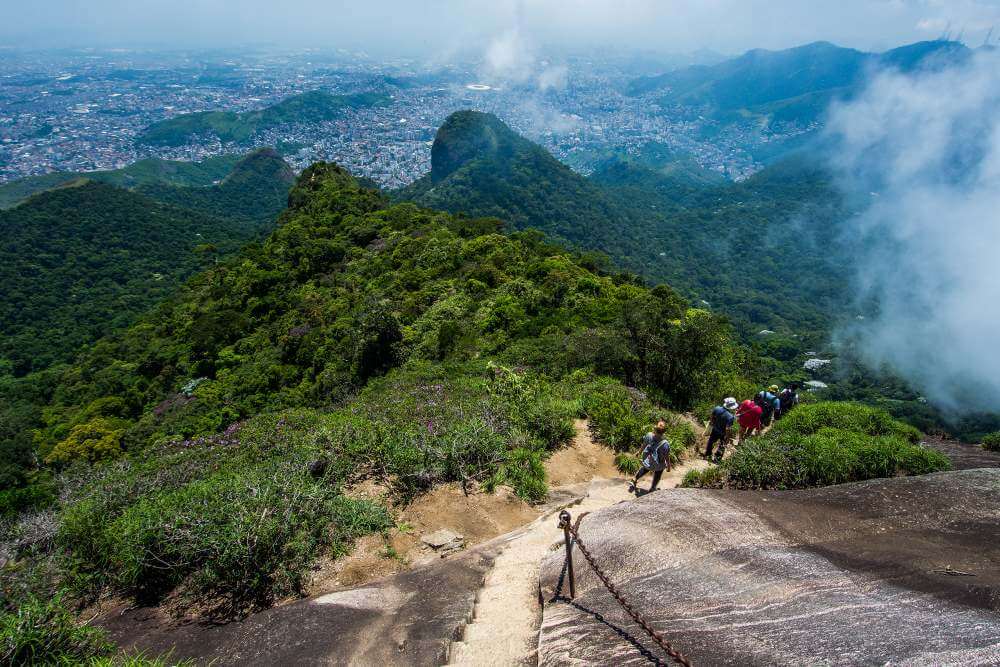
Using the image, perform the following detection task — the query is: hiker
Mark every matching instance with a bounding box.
[776,383,800,420]
[628,420,671,494]
[736,398,763,441]
[704,397,737,463]
[755,385,781,428]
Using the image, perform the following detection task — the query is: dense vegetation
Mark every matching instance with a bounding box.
[0,149,294,376]
[396,111,635,257]
[398,112,848,339]
[397,111,993,439]
[1,161,750,652]
[682,402,950,489]
[0,154,242,210]
[137,91,390,146]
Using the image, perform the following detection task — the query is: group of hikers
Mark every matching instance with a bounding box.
[628,382,801,494]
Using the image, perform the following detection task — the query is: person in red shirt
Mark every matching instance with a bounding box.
[736,399,763,442]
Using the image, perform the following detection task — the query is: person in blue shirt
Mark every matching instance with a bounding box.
[704,398,737,463]
[628,420,671,494]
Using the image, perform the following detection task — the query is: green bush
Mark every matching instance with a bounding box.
[584,386,649,451]
[487,448,547,501]
[689,402,949,490]
[614,452,641,476]
[0,481,55,519]
[59,454,391,610]
[983,432,1000,452]
[680,466,724,488]
[776,402,921,442]
[1,595,111,665]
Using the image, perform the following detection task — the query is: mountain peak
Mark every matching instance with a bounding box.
[430,111,527,183]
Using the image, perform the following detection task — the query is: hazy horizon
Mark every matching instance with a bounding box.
[5,0,1000,57]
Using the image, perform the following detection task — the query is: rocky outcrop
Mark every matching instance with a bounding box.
[538,469,1000,665]
[104,539,505,666]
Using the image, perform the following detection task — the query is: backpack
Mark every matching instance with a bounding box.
[756,391,775,416]
[779,389,797,411]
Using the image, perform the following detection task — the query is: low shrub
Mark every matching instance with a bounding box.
[0,481,55,519]
[688,402,950,490]
[1,594,111,665]
[983,432,1000,452]
[776,402,921,442]
[59,451,391,610]
[487,448,547,501]
[583,385,649,451]
[614,452,641,476]
[680,466,724,489]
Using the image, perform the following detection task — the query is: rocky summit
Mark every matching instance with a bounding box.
[538,468,1000,665]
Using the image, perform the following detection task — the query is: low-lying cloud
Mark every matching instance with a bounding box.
[826,50,1000,413]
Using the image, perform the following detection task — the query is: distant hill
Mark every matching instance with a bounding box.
[0,149,295,375]
[395,111,634,255]
[627,40,971,126]
[137,90,391,147]
[0,154,242,210]
[135,148,295,225]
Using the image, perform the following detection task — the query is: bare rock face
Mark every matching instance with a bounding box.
[103,539,504,666]
[538,469,1000,666]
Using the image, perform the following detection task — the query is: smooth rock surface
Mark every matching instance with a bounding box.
[538,469,1000,666]
[103,539,503,666]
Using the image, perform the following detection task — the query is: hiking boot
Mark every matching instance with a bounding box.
[627,481,636,494]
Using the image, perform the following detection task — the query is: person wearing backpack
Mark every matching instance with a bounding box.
[628,420,671,494]
[776,383,800,420]
[755,385,781,428]
[703,397,738,463]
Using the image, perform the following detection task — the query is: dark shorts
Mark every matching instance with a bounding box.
[707,430,727,447]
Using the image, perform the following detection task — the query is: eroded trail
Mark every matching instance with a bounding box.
[446,420,708,666]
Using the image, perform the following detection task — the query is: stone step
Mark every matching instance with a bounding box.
[449,637,533,665]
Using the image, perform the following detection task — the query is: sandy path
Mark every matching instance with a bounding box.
[446,421,707,666]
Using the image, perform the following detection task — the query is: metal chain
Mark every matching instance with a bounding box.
[558,512,692,667]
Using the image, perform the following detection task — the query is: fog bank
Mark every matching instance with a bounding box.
[826,51,1000,413]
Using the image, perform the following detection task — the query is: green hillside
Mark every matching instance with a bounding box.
[137,90,391,146]
[0,154,242,210]
[0,149,295,376]
[396,111,638,258]
[628,40,971,126]
[397,111,848,338]
[1,164,748,638]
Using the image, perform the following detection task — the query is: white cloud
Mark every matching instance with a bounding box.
[826,50,1000,412]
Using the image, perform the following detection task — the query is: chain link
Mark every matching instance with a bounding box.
[558,511,692,667]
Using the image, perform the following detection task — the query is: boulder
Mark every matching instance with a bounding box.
[421,529,465,553]
[538,469,1000,665]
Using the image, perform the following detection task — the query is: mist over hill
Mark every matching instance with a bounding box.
[628,40,972,126]
[825,49,1000,415]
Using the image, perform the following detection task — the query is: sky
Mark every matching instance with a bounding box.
[5,0,1000,55]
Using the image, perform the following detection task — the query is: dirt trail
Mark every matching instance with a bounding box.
[446,420,709,666]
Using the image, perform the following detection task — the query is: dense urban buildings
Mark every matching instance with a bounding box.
[0,47,811,187]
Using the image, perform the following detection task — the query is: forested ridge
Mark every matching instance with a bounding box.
[0,149,295,376]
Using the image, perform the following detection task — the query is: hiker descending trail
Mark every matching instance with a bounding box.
[446,420,709,666]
